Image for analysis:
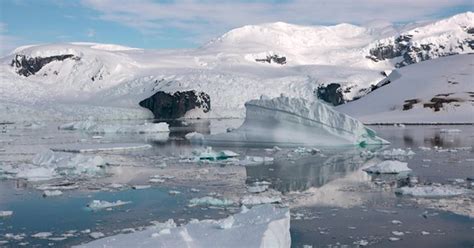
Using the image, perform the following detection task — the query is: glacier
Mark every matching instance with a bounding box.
[198,96,389,147]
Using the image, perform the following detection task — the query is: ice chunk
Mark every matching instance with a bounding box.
[51,143,151,153]
[31,232,53,239]
[363,160,411,174]
[241,195,281,205]
[200,96,389,147]
[16,167,57,182]
[193,147,239,161]
[0,211,13,217]
[59,120,169,134]
[239,156,274,166]
[189,196,234,206]
[87,200,132,210]
[74,204,290,248]
[184,132,204,141]
[395,185,470,197]
[43,190,63,197]
[377,148,415,158]
[89,232,105,239]
[132,185,151,190]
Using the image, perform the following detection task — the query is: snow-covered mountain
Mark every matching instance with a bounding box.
[337,54,474,124]
[0,12,472,122]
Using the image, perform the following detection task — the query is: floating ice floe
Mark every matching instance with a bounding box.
[59,119,169,134]
[395,185,470,197]
[132,185,151,190]
[363,160,412,174]
[3,151,107,181]
[31,232,53,239]
[74,204,290,248]
[191,147,240,161]
[184,132,205,141]
[241,195,282,205]
[440,129,461,133]
[87,200,132,210]
[52,143,152,153]
[247,182,271,193]
[239,156,274,166]
[377,148,415,159]
[189,196,234,207]
[43,190,63,197]
[193,96,389,147]
[0,211,13,217]
[89,232,105,239]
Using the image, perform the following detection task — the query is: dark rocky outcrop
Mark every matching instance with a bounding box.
[316,83,345,106]
[367,33,472,68]
[11,54,79,77]
[255,54,286,65]
[139,90,211,119]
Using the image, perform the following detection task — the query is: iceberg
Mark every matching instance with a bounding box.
[196,96,389,147]
[75,204,290,248]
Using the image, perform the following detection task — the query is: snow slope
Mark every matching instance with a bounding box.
[337,54,474,124]
[0,12,472,122]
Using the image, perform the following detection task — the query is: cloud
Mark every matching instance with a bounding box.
[80,0,472,45]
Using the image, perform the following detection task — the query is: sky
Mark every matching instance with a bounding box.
[0,0,472,55]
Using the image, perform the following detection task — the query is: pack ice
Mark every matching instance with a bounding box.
[76,204,290,248]
[198,96,389,147]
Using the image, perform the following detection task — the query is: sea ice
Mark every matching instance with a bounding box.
[363,160,412,174]
[51,143,152,153]
[241,195,282,205]
[189,196,234,206]
[43,190,63,197]
[87,200,132,210]
[59,120,169,134]
[31,232,53,239]
[0,211,13,217]
[75,204,290,248]
[89,232,105,239]
[395,185,470,197]
[192,147,240,161]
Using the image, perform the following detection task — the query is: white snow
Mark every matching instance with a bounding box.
[1,13,472,123]
[87,200,132,210]
[75,204,290,248]
[363,160,411,174]
[338,54,474,124]
[395,185,470,197]
[203,96,389,146]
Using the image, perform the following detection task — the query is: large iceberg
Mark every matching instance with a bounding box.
[198,96,388,147]
[75,204,290,248]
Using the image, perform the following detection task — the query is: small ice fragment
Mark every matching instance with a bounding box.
[190,188,200,193]
[189,197,233,206]
[87,200,131,210]
[43,190,63,197]
[392,231,404,236]
[0,211,13,217]
[168,190,181,195]
[219,216,235,229]
[395,185,469,197]
[81,229,91,234]
[185,132,204,141]
[241,195,281,205]
[421,231,430,235]
[363,160,411,174]
[391,220,402,225]
[159,229,171,235]
[353,239,369,246]
[440,129,461,133]
[149,178,165,183]
[31,232,53,239]
[89,232,105,239]
[132,185,151,190]
[389,237,400,241]
[156,162,167,168]
[92,136,103,139]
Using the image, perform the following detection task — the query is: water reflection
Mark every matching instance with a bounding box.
[246,147,382,193]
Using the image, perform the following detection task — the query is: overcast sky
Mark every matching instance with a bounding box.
[0,0,472,55]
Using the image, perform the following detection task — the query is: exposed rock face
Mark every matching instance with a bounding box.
[139,91,211,119]
[255,55,286,64]
[367,30,473,67]
[11,54,79,76]
[316,83,345,106]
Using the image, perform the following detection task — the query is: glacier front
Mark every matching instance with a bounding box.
[199,96,389,147]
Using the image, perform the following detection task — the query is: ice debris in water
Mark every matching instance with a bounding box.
[189,196,234,206]
[239,156,274,166]
[89,232,105,239]
[241,195,281,205]
[87,200,132,210]
[132,185,151,190]
[247,181,271,193]
[74,204,290,248]
[440,129,461,133]
[0,211,13,217]
[363,160,412,174]
[395,185,470,197]
[43,190,63,197]
[59,119,169,134]
[4,151,107,182]
[192,147,239,161]
[293,147,320,154]
[31,232,53,239]
[378,148,415,159]
[184,132,204,141]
